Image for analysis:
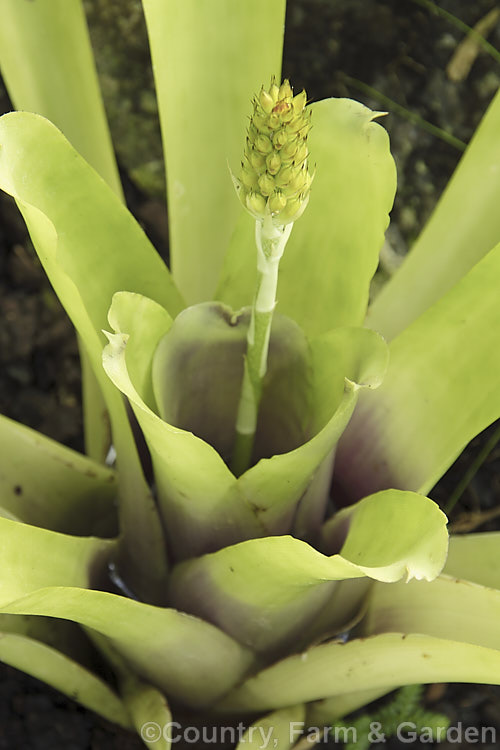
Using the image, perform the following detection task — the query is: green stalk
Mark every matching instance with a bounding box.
[231,217,293,475]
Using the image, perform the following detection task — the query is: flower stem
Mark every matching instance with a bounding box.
[231,215,293,476]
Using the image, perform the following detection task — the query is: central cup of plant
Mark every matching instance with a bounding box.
[152,303,312,471]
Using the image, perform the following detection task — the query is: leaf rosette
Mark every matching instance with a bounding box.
[1,2,500,746]
[0,97,451,740]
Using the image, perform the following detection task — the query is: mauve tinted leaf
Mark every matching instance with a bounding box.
[336,240,500,500]
[153,302,312,466]
[168,491,447,654]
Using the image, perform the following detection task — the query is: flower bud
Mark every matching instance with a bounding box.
[268,113,282,130]
[280,141,298,163]
[272,130,288,150]
[246,192,266,214]
[235,77,312,225]
[258,173,275,197]
[241,166,258,190]
[254,134,273,154]
[278,80,293,100]
[281,106,295,124]
[287,168,309,195]
[286,116,304,134]
[266,152,281,175]
[292,90,307,112]
[253,113,272,134]
[275,165,294,189]
[269,82,279,102]
[297,121,312,140]
[249,150,266,171]
[268,190,287,214]
[279,196,303,223]
[294,141,308,165]
[259,88,274,114]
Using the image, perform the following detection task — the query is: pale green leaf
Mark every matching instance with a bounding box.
[368,87,500,340]
[363,575,500,651]
[0,531,127,722]
[323,490,448,580]
[80,345,112,463]
[216,632,500,714]
[0,611,100,667]
[168,491,448,653]
[306,570,500,725]
[0,113,183,341]
[142,0,286,303]
[236,705,305,750]
[0,631,130,728]
[306,688,392,727]
[444,532,500,588]
[297,578,372,655]
[87,632,172,748]
[0,111,178,600]
[0,0,123,459]
[237,327,388,537]
[335,239,500,499]
[0,0,122,197]
[103,294,263,559]
[87,629,172,750]
[217,98,396,335]
[0,413,116,536]
[1,588,253,709]
[0,517,252,708]
[0,516,114,604]
[121,676,171,750]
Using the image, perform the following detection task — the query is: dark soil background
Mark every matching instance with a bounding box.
[1,0,500,748]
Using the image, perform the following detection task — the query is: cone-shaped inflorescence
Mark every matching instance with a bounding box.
[236,78,312,226]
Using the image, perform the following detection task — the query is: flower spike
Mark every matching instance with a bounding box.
[231,79,313,475]
[234,77,313,227]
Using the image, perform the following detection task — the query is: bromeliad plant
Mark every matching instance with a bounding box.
[1,1,500,747]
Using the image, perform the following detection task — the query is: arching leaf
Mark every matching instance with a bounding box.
[336,240,500,499]
[0,413,116,536]
[236,705,305,750]
[168,491,447,653]
[0,111,177,601]
[0,631,130,728]
[216,633,500,714]
[368,87,500,340]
